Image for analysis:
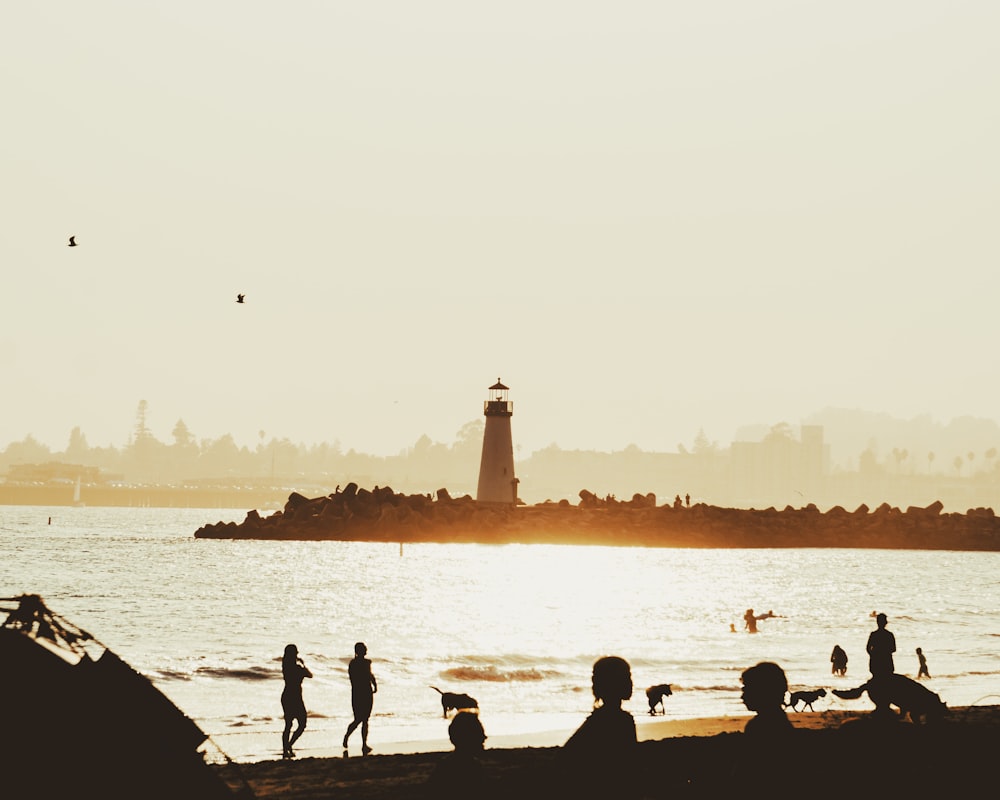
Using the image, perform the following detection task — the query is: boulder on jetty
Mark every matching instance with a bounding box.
[192,483,1000,551]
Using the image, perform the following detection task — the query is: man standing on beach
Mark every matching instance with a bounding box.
[343,641,378,755]
[866,613,896,677]
[866,613,896,716]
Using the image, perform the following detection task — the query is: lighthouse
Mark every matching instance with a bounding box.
[476,378,518,504]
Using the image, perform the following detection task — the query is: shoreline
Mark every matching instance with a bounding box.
[209,711,758,768]
[229,705,1000,798]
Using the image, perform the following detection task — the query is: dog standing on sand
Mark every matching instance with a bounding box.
[646,684,673,715]
[834,674,946,723]
[784,688,827,712]
[430,686,479,718]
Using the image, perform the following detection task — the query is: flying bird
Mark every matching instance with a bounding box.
[68,236,77,247]
[236,293,245,304]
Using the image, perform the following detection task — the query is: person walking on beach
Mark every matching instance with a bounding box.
[830,644,848,677]
[916,647,931,679]
[343,641,378,755]
[280,644,312,759]
[561,655,640,797]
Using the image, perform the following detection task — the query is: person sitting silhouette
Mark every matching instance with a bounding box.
[561,655,640,797]
[424,711,489,799]
[740,661,794,737]
[280,644,312,759]
[692,661,796,794]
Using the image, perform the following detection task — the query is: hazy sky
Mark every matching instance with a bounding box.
[4,3,998,457]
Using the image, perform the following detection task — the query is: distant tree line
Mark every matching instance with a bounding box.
[0,401,487,498]
[3,402,1000,510]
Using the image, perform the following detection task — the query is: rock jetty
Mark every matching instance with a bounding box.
[193,482,1000,551]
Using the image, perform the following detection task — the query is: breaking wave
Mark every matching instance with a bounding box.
[440,664,560,682]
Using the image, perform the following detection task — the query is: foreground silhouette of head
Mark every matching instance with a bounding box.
[448,711,487,753]
[425,711,489,798]
[741,661,794,736]
[561,655,640,796]
[592,655,633,707]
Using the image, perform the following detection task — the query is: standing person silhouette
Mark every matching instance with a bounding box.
[343,641,377,755]
[830,644,848,676]
[560,655,639,797]
[866,613,896,677]
[744,608,758,633]
[916,647,931,679]
[866,613,896,716]
[280,644,312,759]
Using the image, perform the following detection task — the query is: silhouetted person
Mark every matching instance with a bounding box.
[867,613,896,677]
[280,644,312,759]
[685,493,690,507]
[67,236,77,247]
[866,613,897,716]
[343,641,377,755]
[673,494,682,508]
[744,608,758,633]
[916,647,930,679]
[740,661,794,737]
[424,711,489,799]
[831,644,848,676]
[722,662,798,794]
[236,293,245,303]
[561,655,639,797]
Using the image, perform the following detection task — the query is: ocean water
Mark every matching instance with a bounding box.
[2,505,1000,764]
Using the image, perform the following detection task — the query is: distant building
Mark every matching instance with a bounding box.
[729,425,828,507]
[4,462,103,485]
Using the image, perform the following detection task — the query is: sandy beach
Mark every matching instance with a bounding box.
[226,705,1000,798]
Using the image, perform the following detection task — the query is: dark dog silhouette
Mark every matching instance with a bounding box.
[430,686,479,718]
[785,688,827,711]
[834,674,947,723]
[645,684,673,715]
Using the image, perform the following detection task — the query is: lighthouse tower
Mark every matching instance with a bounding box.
[476,378,518,504]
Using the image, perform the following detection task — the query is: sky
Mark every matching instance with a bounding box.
[3,2,999,457]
